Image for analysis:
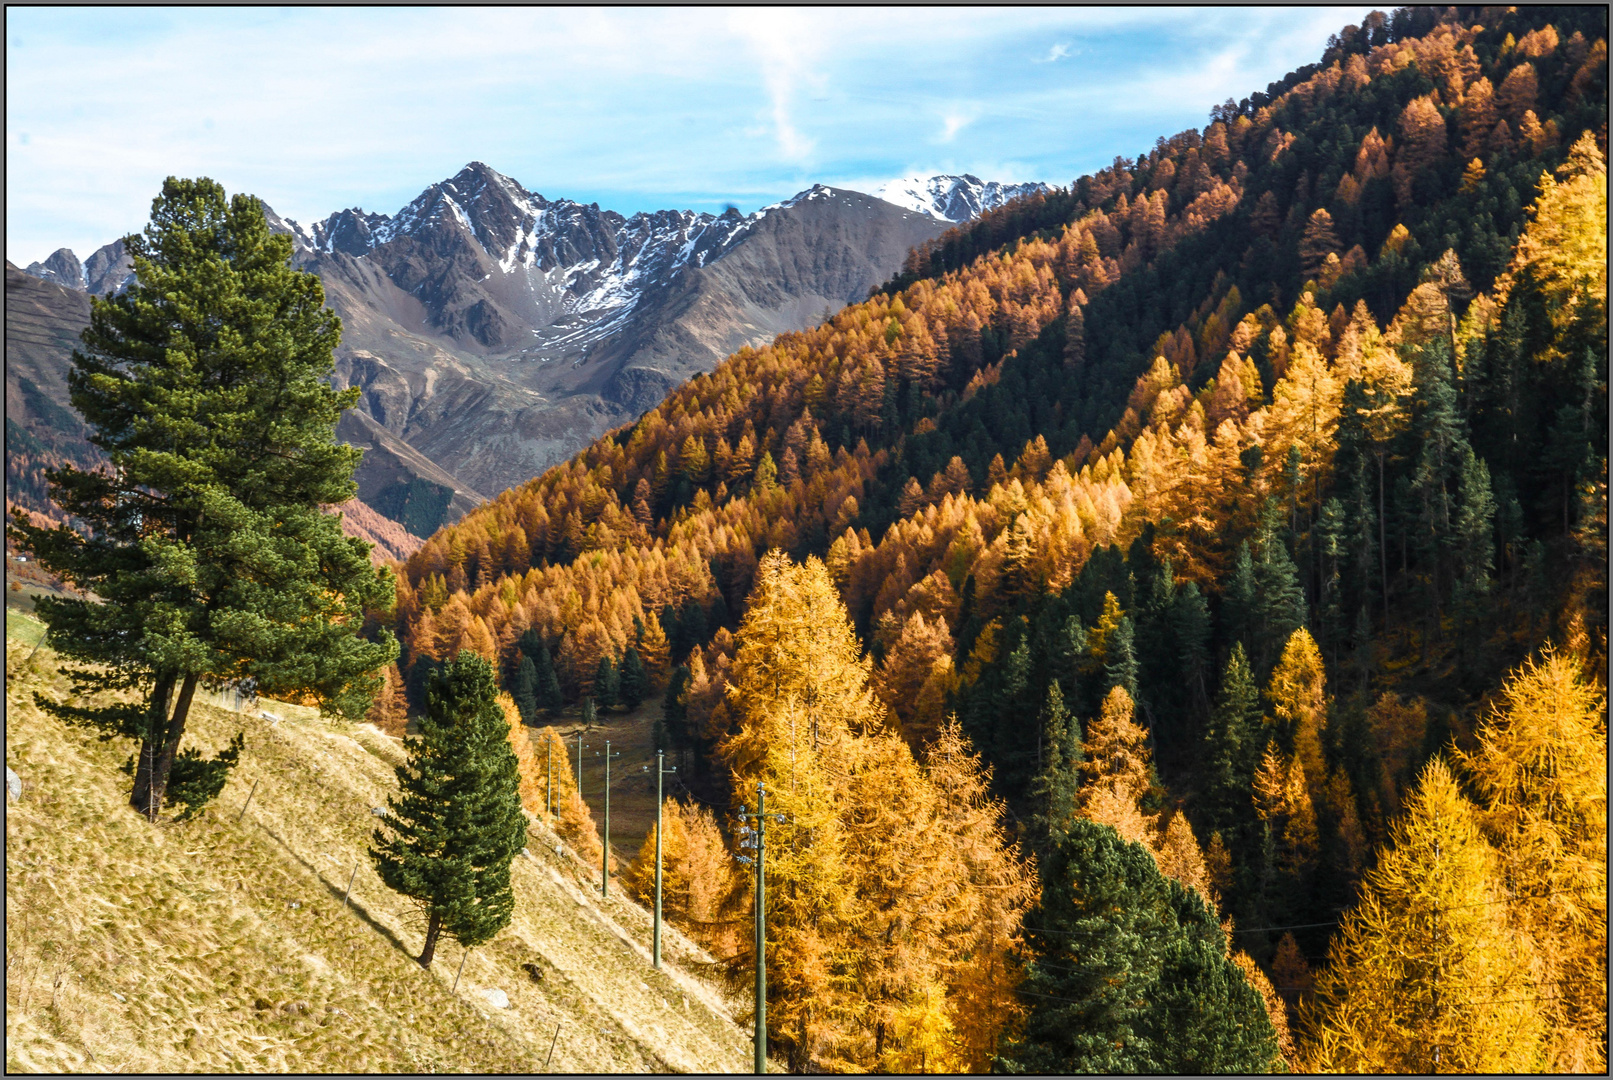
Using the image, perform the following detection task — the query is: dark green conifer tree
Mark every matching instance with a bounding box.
[515,628,544,665]
[1170,579,1213,729]
[1052,612,1087,704]
[594,654,619,710]
[1316,496,1347,664]
[7,177,397,821]
[1252,502,1307,674]
[1104,615,1139,701]
[511,653,540,725]
[1028,682,1081,849]
[1001,818,1280,1074]
[1453,448,1497,676]
[996,634,1036,777]
[1201,644,1267,858]
[370,652,526,968]
[1283,443,1304,538]
[1336,380,1384,623]
[659,664,691,752]
[1221,541,1258,660]
[1349,606,1376,695]
[1407,337,1471,652]
[708,587,731,632]
[618,647,647,709]
[678,600,708,656]
[533,639,563,715]
[1136,558,1178,729]
[661,603,684,659]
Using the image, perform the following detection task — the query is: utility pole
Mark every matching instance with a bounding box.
[546,736,552,817]
[600,741,620,896]
[652,751,677,968]
[738,782,786,1075]
[1431,836,1441,1075]
[755,782,766,1076]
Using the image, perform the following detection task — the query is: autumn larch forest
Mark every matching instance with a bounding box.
[293,6,1610,1073]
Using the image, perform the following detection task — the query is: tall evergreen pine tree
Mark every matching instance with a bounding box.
[1028,682,1081,849]
[1453,448,1497,674]
[1002,817,1280,1073]
[370,652,527,968]
[1202,644,1267,836]
[619,647,648,709]
[511,654,540,725]
[1104,616,1140,701]
[595,654,620,710]
[7,177,397,820]
[1252,502,1307,673]
[534,639,563,714]
[1222,541,1258,661]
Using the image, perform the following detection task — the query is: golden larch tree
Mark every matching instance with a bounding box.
[1459,648,1608,1072]
[532,725,603,868]
[919,718,1035,1074]
[1267,627,1328,800]
[625,798,741,956]
[717,551,875,1070]
[1305,758,1546,1073]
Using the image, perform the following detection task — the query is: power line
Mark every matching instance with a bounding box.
[1230,920,1341,935]
[1019,915,1342,942]
[1013,984,1285,1016]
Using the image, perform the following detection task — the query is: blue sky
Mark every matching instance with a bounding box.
[6,6,1372,264]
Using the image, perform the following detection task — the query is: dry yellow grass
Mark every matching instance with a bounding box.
[4,621,760,1073]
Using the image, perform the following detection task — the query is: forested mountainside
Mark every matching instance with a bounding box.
[382,6,1605,1072]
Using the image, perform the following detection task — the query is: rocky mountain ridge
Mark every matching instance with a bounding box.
[13,166,1043,538]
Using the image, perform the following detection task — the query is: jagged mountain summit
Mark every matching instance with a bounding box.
[13,164,1044,537]
[873,174,1051,222]
[284,162,767,353]
[22,241,135,297]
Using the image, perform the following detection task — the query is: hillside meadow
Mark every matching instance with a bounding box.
[3,611,761,1073]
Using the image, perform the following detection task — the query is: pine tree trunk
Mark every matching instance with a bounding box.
[419,910,443,968]
[152,674,200,805]
[129,673,177,818]
[142,674,199,821]
[1378,453,1390,628]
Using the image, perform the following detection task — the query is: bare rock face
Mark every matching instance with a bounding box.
[5,263,103,513]
[287,168,947,502]
[13,165,1057,539]
[23,248,84,290]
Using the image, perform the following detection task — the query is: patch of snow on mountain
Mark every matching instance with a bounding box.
[873,175,1051,223]
[874,178,942,218]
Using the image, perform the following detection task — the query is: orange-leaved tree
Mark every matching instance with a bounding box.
[1305,758,1546,1073]
[718,551,1031,1073]
[1458,648,1607,1072]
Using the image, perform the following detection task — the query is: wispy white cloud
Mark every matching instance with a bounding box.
[938,106,980,144]
[730,8,822,162]
[5,6,1375,263]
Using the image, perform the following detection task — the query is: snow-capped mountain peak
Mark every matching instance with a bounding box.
[873,174,1050,223]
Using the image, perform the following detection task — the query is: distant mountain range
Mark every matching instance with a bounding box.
[9,167,1046,540]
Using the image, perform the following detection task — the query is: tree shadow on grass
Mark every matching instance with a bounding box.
[249,818,419,964]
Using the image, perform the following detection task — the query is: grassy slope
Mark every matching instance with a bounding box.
[3,616,758,1073]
